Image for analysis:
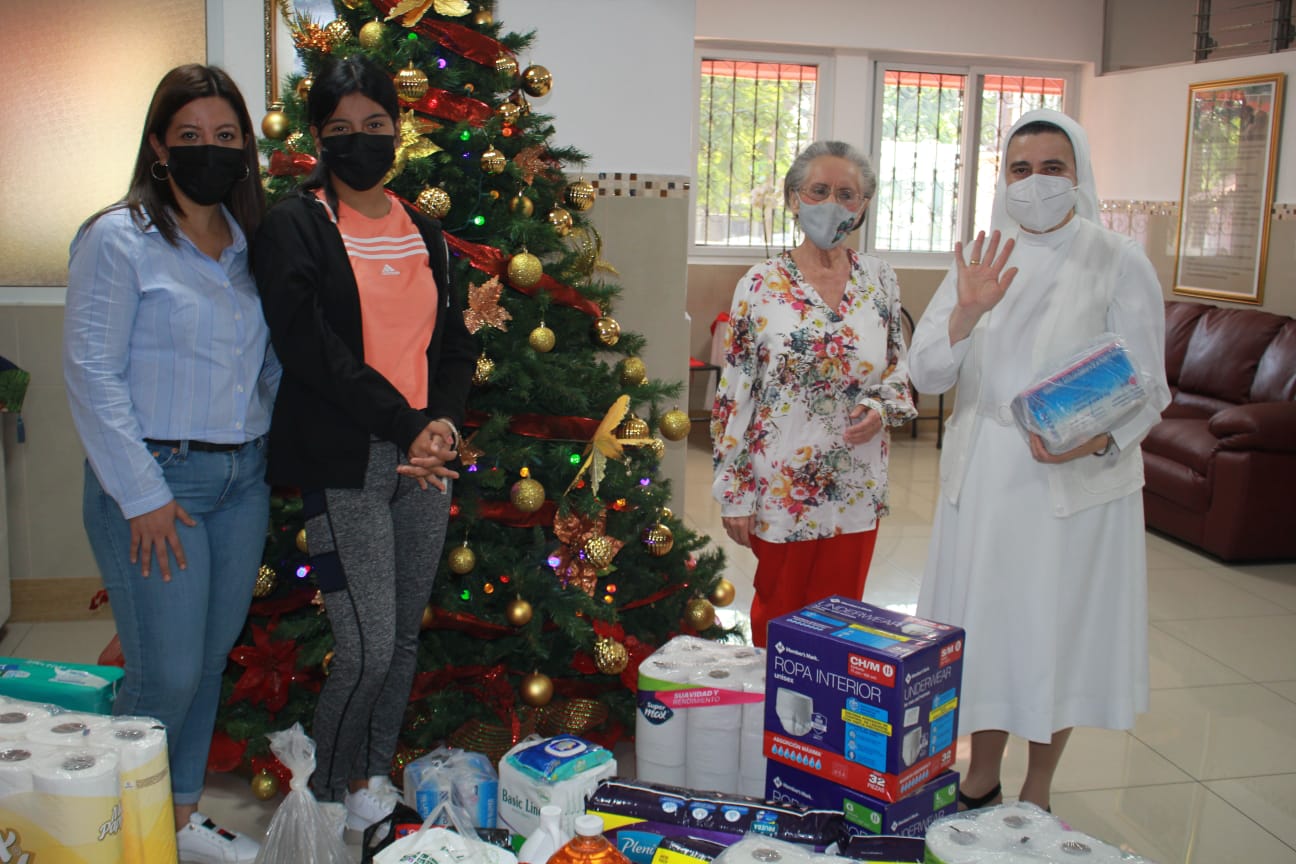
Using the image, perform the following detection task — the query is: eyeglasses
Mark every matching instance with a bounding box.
[799,184,866,209]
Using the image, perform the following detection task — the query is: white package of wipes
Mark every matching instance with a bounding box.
[496,735,617,837]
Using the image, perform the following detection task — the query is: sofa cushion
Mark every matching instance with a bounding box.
[1142,451,1211,512]
[1252,320,1296,403]
[1163,301,1210,387]
[1171,391,1234,419]
[1178,307,1287,404]
[1141,417,1218,475]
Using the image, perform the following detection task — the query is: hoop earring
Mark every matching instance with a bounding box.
[238,164,251,182]
[150,161,168,181]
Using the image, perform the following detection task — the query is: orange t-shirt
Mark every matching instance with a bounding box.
[334,194,437,409]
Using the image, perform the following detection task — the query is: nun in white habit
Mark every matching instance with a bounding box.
[909,109,1170,811]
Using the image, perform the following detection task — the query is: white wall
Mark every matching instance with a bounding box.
[1081,52,1296,202]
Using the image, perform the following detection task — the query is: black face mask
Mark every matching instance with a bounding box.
[166,145,248,206]
[320,132,396,191]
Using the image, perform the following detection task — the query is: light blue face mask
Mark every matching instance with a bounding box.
[797,200,861,250]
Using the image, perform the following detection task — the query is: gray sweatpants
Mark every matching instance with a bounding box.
[303,440,450,802]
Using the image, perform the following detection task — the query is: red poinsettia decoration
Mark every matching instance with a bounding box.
[207,730,247,773]
[229,624,299,713]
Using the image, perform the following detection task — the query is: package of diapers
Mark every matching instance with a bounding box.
[497,735,617,836]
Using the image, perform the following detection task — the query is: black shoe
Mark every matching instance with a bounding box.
[957,782,1002,811]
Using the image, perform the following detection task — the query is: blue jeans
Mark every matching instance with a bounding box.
[82,438,269,805]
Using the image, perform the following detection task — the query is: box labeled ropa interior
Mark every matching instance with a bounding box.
[765,762,958,838]
[764,597,963,803]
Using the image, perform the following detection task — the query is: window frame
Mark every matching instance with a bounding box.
[689,42,836,264]
[866,57,1078,268]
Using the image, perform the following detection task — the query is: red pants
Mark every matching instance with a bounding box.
[748,528,879,648]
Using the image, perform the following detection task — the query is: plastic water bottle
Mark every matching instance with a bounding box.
[546,815,628,864]
[518,805,571,864]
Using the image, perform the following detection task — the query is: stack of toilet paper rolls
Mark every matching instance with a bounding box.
[634,636,766,796]
[924,802,1153,863]
[0,695,175,864]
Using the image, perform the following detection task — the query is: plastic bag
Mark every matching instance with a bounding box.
[1010,334,1149,455]
[253,723,350,864]
[373,796,518,864]
[404,745,500,827]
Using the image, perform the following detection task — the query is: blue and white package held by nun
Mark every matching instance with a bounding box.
[1010,334,1149,455]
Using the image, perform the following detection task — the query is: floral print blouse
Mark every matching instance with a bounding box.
[711,249,916,543]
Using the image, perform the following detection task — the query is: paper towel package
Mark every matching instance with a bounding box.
[764,597,963,803]
[585,778,847,864]
[765,762,958,839]
[497,735,617,836]
[0,657,124,714]
[635,636,767,796]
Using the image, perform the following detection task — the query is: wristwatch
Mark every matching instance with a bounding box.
[1094,433,1115,457]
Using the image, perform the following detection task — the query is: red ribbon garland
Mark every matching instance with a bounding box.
[368,1,514,67]
[268,150,316,177]
[472,498,557,527]
[444,234,604,319]
[410,661,506,702]
[407,88,494,126]
[426,607,514,637]
[463,410,602,441]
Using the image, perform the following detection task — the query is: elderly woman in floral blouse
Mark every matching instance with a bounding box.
[712,140,916,647]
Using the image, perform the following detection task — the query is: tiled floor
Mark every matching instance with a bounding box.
[3,426,1294,862]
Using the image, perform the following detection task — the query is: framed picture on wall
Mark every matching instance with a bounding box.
[1172,73,1285,305]
[264,0,338,106]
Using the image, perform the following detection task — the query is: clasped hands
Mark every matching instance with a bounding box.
[397,419,460,491]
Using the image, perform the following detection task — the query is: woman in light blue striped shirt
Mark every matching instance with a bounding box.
[64,64,275,864]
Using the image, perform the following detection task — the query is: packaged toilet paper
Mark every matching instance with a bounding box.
[498,735,617,836]
[636,636,767,796]
[765,598,964,802]
[0,700,54,741]
[585,778,847,864]
[405,745,500,827]
[87,717,176,864]
[923,803,1154,863]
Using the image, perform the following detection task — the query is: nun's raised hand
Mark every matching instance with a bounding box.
[949,230,1018,344]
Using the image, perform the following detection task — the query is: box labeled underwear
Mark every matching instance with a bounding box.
[765,762,958,838]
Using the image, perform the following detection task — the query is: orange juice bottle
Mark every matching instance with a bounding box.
[548,815,629,864]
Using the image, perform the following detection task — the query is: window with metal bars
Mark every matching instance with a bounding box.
[1195,0,1294,61]
[873,67,1067,254]
[695,58,819,252]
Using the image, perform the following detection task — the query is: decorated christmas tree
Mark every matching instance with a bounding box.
[211,0,734,792]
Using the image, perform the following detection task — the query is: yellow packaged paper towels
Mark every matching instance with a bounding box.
[0,700,53,741]
[23,711,110,748]
[2,745,126,864]
[88,717,176,864]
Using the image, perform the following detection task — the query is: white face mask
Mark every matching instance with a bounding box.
[1005,173,1078,232]
[796,200,861,250]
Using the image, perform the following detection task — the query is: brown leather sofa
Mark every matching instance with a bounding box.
[1140,300,1296,561]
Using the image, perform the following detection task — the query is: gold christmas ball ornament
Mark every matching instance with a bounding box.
[660,408,691,441]
[594,637,629,675]
[547,207,573,237]
[685,597,717,631]
[480,146,507,174]
[261,105,289,140]
[251,770,279,801]
[396,64,430,103]
[358,20,385,49]
[473,8,494,26]
[510,92,532,117]
[620,357,648,387]
[286,131,308,152]
[709,578,737,608]
[448,543,477,575]
[505,597,533,627]
[295,76,314,101]
[566,178,596,212]
[416,185,452,220]
[660,507,674,521]
[472,354,495,386]
[496,54,519,79]
[642,522,674,557]
[520,671,554,707]
[324,18,353,47]
[584,535,616,569]
[322,649,335,674]
[254,565,277,599]
[496,101,521,125]
[507,250,544,288]
[295,528,309,554]
[528,324,556,353]
[510,478,545,513]
[645,438,666,460]
[521,65,553,97]
[593,316,621,346]
[509,192,534,218]
[340,0,363,8]
[421,604,436,631]
[617,414,649,441]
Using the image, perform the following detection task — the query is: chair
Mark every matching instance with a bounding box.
[900,307,944,448]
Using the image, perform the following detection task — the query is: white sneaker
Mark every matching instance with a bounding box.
[176,813,260,864]
[344,775,400,831]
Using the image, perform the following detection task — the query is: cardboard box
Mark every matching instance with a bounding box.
[765,762,958,838]
[0,657,123,714]
[764,597,963,803]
